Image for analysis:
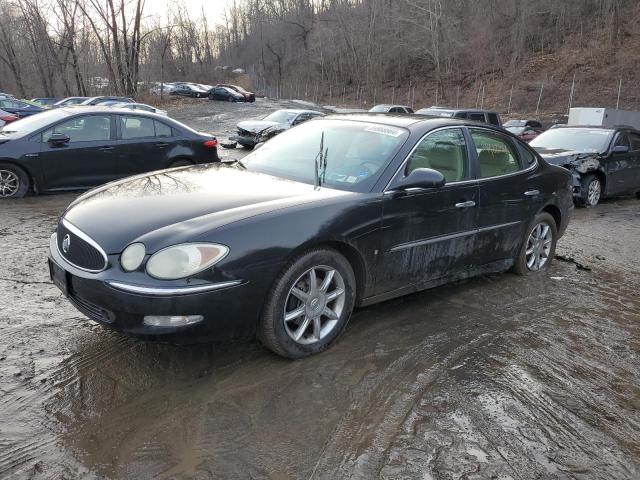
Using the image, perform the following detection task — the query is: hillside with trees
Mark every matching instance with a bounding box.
[1,0,638,117]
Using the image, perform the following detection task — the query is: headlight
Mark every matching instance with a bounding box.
[146,243,229,280]
[121,243,146,271]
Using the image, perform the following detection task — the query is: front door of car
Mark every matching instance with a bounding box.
[38,114,119,190]
[375,127,479,294]
[627,131,640,192]
[469,128,543,264]
[116,115,173,175]
[606,132,636,195]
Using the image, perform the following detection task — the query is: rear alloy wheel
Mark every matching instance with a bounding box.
[0,164,29,198]
[513,212,558,275]
[580,174,602,207]
[259,248,356,359]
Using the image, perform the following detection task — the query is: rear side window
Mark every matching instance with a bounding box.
[454,112,468,119]
[469,113,485,122]
[405,128,469,182]
[470,129,522,178]
[155,121,172,137]
[487,113,500,126]
[121,116,155,139]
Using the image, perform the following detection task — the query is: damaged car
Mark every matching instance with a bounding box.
[235,109,324,148]
[530,126,640,206]
[48,114,573,358]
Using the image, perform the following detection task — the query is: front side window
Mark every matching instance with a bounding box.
[121,116,155,139]
[43,115,111,143]
[469,113,485,122]
[629,132,640,151]
[470,129,521,178]
[405,128,468,183]
[614,132,630,148]
[487,113,500,126]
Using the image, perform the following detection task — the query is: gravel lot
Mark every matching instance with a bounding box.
[1,99,639,479]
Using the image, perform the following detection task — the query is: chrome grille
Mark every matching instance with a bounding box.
[57,219,108,272]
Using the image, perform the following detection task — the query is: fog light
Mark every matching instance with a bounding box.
[143,315,203,327]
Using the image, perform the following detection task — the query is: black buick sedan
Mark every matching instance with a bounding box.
[0,107,219,198]
[48,115,573,358]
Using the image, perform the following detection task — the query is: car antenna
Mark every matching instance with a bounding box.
[314,131,324,190]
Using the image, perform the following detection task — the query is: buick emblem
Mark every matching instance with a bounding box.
[62,234,71,254]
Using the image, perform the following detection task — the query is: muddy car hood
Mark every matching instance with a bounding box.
[237,120,286,133]
[63,163,349,253]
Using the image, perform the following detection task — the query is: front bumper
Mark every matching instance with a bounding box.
[235,133,258,147]
[48,234,260,339]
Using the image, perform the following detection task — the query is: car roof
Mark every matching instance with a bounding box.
[274,109,323,114]
[417,107,500,114]
[551,125,640,133]
[58,106,164,118]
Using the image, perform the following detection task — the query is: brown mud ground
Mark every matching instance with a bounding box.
[1,99,639,479]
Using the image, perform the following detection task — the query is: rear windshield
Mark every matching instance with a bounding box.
[530,128,613,153]
[0,109,69,136]
[416,109,454,117]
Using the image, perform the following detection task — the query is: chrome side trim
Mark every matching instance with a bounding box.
[59,218,109,273]
[389,221,522,252]
[106,280,242,296]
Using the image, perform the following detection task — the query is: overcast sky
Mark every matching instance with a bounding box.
[145,0,238,25]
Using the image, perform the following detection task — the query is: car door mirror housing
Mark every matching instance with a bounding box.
[612,145,629,154]
[397,168,446,190]
[48,133,70,144]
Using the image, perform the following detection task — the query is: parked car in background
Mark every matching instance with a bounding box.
[217,84,256,102]
[80,96,135,106]
[208,86,246,102]
[0,109,18,127]
[530,125,640,206]
[0,106,220,198]
[504,120,544,142]
[31,98,61,108]
[369,104,414,113]
[52,97,89,108]
[416,107,502,126]
[150,83,176,95]
[235,109,325,148]
[109,102,168,116]
[0,92,15,98]
[47,114,573,358]
[0,98,44,118]
[170,84,209,98]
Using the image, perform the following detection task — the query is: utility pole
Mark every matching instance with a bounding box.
[616,78,622,109]
[567,73,576,114]
[507,85,513,114]
[536,83,544,115]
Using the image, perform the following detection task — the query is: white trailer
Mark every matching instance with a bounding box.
[568,107,640,130]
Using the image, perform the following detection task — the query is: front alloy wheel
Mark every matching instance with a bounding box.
[283,266,345,344]
[580,174,602,207]
[259,248,356,358]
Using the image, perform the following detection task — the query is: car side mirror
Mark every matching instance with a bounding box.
[48,133,70,145]
[612,145,629,154]
[396,168,445,190]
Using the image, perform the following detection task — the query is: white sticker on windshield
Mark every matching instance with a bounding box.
[364,125,404,137]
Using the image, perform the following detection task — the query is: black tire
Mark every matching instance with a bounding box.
[227,96,235,102]
[512,212,558,275]
[578,173,602,207]
[0,163,29,198]
[169,159,193,168]
[258,248,356,359]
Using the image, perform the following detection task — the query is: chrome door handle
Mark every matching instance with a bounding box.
[455,200,476,208]
[98,146,114,151]
[524,190,540,196]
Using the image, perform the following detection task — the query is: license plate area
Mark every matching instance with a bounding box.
[48,259,69,297]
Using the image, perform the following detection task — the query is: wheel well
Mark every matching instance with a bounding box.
[542,204,561,229]
[168,157,194,167]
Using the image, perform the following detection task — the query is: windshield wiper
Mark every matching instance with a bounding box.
[314,132,328,189]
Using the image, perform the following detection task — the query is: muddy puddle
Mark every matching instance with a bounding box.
[1,101,639,478]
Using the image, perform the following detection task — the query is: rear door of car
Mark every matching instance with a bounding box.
[38,113,120,189]
[116,114,174,175]
[376,127,479,294]
[628,131,640,191]
[470,127,543,265]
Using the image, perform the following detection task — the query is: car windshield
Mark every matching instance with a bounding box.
[0,109,69,136]
[416,108,454,117]
[242,119,409,192]
[530,128,613,153]
[369,105,390,112]
[506,126,525,134]
[504,120,526,127]
[263,111,297,123]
